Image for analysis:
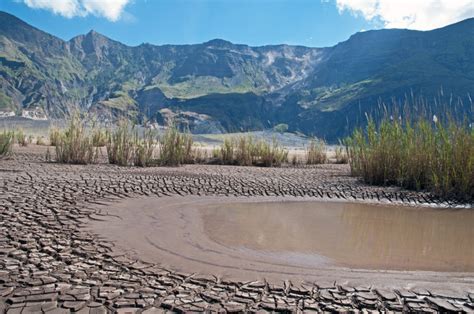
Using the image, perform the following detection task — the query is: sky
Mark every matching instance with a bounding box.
[1,0,473,48]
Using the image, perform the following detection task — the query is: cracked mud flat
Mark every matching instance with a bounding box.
[1,145,473,313]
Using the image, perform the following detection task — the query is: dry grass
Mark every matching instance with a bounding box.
[15,129,28,147]
[0,131,14,157]
[36,137,46,146]
[213,135,288,167]
[334,146,348,164]
[54,113,98,164]
[158,124,194,166]
[306,139,327,164]
[134,128,156,167]
[106,120,137,166]
[49,127,61,146]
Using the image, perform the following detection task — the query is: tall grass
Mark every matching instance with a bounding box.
[213,135,288,167]
[92,128,107,147]
[106,120,137,166]
[254,137,288,167]
[106,120,159,167]
[15,129,28,147]
[49,127,61,146]
[306,139,327,165]
[54,113,98,164]
[346,117,474,201]
[134,128,156,167]
[0,131,14,157]
[334,145,348,164]
[158,123,194,166]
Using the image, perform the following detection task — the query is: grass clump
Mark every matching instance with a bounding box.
[36,137,46,146]
[106,120,158,167]
[253,137,288,167]
[54,113,98,164]
[158,123,194,166]
[346,117,474,201]
[306,139,327,164]
[15,129,28,147]
[334,145,348,164]
[134,128,156,167]
[106,120,138,166]
[213,135,288,167]
[0,130,14,157]
[49,127,61,146]
[92,128,107,147]
[215,138,234,164]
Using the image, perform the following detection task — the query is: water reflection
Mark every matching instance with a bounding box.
[201,201,474,271]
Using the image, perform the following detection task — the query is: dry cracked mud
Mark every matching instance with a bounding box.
[1,145,473,313]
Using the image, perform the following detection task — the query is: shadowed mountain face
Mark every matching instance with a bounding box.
[1,11,473,140]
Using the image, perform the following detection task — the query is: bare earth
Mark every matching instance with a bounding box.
[1,145,473,313]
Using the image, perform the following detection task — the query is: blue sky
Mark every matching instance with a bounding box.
[1,0,473,47]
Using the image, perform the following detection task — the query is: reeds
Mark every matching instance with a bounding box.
[334,145,348,164]
[158,123,194,166]
[253,137,288,167]
[134,128,156,167]
[92,128,107,147]
[213,135,288,167]
[49,127,61,146]
[346,117,474,201]
[0,130,14,157]
[305,139,327,164]
[54,113,98,164]
[106,120,137,166]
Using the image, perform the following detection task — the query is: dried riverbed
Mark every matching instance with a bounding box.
[1,145,473,313]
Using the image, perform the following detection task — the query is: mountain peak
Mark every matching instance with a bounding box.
[87,29,99,36]
[203,38,234,47]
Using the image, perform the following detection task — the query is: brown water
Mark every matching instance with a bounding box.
[201,201,474,272]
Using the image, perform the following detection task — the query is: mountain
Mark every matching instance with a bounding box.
[1,11,473,140]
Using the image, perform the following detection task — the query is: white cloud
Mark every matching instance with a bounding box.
[333,0,474,30]
[21,0,132,21]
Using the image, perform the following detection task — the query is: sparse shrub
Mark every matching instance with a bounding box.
[0,131,14,157]
[346,117,474,201]
[158,123,194,166]
[306,139,327,164]
[54,113,98,164]
[15,129,28,147]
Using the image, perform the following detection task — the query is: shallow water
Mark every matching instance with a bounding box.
[201,201,474,272]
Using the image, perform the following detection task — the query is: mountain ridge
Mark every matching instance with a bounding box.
[1,11,473,140]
